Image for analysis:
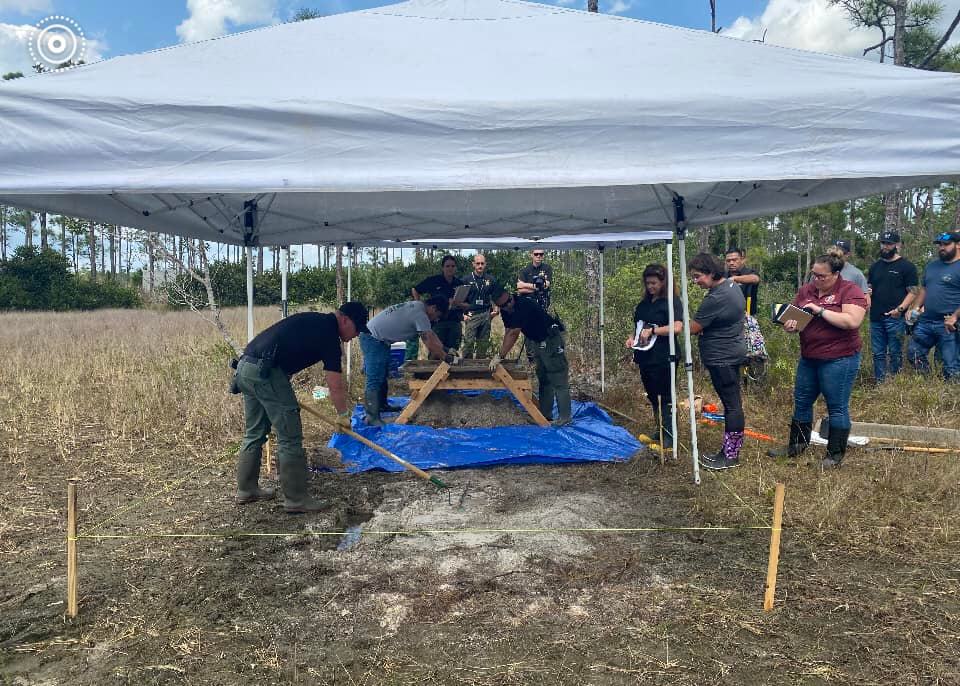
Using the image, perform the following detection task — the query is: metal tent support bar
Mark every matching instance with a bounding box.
[245,246,255,343]
[674,195,701,485]
[599,245,605,394]
[281,246,289,319]
[346,243,353,379]
[666,241,679,456]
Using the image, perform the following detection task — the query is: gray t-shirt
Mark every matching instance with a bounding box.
[841,262,869,295]
[694,279,747,366]
[920,258,960,321]
[366,301,433,343]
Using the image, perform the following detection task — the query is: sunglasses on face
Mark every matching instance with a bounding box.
[532,252,544,257]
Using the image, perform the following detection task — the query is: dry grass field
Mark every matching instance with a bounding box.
[1,307,958,685]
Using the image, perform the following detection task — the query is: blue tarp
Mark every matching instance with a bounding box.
[328,391,642,472]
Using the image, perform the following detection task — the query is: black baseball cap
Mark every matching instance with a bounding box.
[880,231,901,243]
[338,301,369,334]
[834,240,851,253]
[934,231,960,244]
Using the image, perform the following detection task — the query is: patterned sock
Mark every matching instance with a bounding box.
[723,431,744,460]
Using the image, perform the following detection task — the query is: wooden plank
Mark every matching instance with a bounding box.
[403,359,528,379]
[492,364,550,427]
[408,379,532,391]
[763,483,786,612]
[818,418,960,447]
[395,362,450,425]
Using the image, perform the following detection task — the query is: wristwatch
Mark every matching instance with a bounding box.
[816,307,825,318]
[896,306,906,313]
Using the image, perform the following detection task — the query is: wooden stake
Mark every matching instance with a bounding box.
[66,481,78,618]
[763,482,786,611]
[265,435,275,479]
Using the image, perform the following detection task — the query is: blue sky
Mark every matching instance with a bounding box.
[3,0,905,77]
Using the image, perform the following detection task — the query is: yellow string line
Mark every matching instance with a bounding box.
[702,468,771,528]
[80,443,238,537]
[75,525,774,541]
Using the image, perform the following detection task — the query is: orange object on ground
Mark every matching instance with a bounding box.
[700,417,774,442]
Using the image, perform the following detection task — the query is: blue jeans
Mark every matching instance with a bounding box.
[908,319,960,380]
[869,317,905,381]
[793,353,861,430]
[359,333,391,395]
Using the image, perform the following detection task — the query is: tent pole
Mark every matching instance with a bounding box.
[245,246,255,343]
[346,243,353,379]
[599,245,605,394]
[673,195,701,485]
[666,241,679,457]
[281,246,289,319]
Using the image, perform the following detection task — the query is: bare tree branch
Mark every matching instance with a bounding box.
[917,9,960,68]
[863,35,894,56]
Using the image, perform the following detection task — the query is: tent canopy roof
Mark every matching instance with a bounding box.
[1,0,959,246]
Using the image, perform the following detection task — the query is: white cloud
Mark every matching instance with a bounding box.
[0,21,107,75]
[0,0,52,15]
[606,0,633,15]
[176,0,279,43]
[725,0,881,57]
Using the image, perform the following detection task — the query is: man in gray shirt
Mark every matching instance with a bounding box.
[360,297,459,426]
[834,241,871,309]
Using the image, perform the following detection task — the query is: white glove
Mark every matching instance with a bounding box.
[444,353,462,365]
[488,353,502,372]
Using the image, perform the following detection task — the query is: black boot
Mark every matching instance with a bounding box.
[364,389,385,427]
[379,381,402,413]
[821,427,849,469]
[767,420,812,458]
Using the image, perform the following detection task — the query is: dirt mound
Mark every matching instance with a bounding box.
[411,391,534,428]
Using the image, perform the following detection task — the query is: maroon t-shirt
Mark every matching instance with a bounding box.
[792,276,867,360]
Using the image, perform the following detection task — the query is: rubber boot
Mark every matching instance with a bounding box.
[820,427,849,469]
[379,381,402,413]
[279,450,329,513]
[364,388,385,427]
[767,420,812,458]
[235,447,275,504]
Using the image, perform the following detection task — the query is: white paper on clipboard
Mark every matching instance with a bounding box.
[631,319,657,351]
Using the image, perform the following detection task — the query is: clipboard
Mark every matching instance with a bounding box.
[631,320,657,351]
[772,303,814,331]
[452,284,472,304]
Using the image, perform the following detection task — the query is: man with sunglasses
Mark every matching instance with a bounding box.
[907,231,960,381]
[518,248,553,311]
[490,287,572,427]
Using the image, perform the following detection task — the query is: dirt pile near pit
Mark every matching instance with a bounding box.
[412,392,534,428]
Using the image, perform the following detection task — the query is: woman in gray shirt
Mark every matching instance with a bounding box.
[688,253,747,471]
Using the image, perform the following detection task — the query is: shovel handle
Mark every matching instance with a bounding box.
[297,401,449,488]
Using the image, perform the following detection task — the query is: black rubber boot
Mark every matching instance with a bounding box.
[767,420,812,458]
[821,427,849,469]
[379,381,402,413]
[279,450,328,513]
[364,389,385,427]
[235,447,275,504]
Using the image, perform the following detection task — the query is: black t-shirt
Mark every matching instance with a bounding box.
[519,262,553,309]
[632,296,684,368]
[463,272,499,312]
[414,273,464,322]
[693,280,747,366]
[501,296,559,342]
[725,267,759,315]
[867,257,919,322]
[244,312,342,375]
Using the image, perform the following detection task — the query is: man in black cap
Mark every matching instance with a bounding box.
[490,287,571,426]
[907,230,960,381]
[866,231,918,382]
[232,302,368,513]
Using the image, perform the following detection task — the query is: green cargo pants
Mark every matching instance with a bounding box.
[235,359,304,465]
[462,310,492,358]
[533,330,571,422]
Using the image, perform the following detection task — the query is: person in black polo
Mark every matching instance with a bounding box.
[233,302,368,513]
[406,254,464,360]
[866,231,918,382]
[490,287,571,426]
[517,248,553,311]
[462,253,500,359]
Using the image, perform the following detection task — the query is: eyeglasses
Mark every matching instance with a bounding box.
[532,252,545,256]
[811,272,832,280]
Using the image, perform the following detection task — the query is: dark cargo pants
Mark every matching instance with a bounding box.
[533,330,571,422]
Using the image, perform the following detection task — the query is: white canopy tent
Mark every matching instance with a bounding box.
[2,0,960,482]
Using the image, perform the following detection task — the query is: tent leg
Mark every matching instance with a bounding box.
[281,246,289,319]
[245,246,255,344]
[674,196,701,485]
[666,241,679,457]
[346,244,353,379]
[599,246,605,394]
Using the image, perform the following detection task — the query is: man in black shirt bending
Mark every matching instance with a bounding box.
[867,231,918,382]
[490,288,571,426]
[233,302,368,513]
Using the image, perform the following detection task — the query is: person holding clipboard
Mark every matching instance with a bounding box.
[626,264,683,450]
[767,247,867,469]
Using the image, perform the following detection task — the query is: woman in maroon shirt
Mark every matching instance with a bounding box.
[768,249,867,468]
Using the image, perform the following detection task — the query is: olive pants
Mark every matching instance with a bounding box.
[236,360,304,466]
[462,311,492,358]
[533,331,571,422]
